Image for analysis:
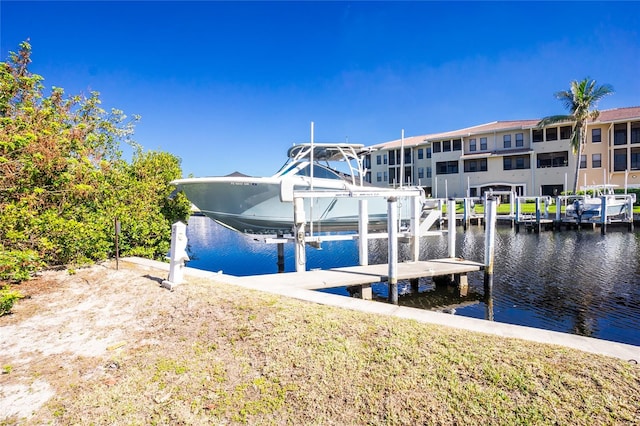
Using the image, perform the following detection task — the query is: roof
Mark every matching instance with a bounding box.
[593,106,640,123]
[372,106,640,150]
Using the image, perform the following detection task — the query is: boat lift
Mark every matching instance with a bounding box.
[282,187,426,272]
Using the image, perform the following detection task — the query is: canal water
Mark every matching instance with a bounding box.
[185,215,640,347]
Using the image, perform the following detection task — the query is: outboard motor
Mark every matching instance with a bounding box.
[573,199,584,223]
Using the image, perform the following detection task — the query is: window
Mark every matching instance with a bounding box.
[383,171,388,181]
[436,161,459,175]
[389,167,397,184]
[443,140,451,152]
[389,149,396,166]
[592,128,601,143]
[453,139,462,151]
[580,155,587,169]
[376,155,382,165]
[417,148,424,160]
[404,166,412,184]
[560,126,572,140]
[426,167,432,178]
[376,172,382,182]
[546,127,558,141]
[503,134,511,148]
[632,122,640,144]
[533,129,543,142]
[516,133,524,147]
[614,123,627,145]
[469,139,477,152]
[632,148,640,170]
[418,167,424,179]
[426,147,432,158]
[404,148,411,164]
[480,137,487,150]
[537,151,568,168]
[503,155,530,170]
[433,141,441,153]
[383,154,388,164]
[464,158,487,172]
[614,148,627,171]
[592,153,602,168]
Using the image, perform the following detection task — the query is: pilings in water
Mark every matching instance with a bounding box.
[387,197,399,305]
[483,196,498,321]
[514,196,552,233]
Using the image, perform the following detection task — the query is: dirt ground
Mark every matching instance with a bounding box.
[0,261,172,422]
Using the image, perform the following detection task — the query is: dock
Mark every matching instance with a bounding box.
[233,258,483,298]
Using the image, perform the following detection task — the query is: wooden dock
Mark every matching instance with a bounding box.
[234,258,484,296]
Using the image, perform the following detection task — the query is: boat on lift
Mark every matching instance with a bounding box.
[172,143,424,235]
[565,185,633,221]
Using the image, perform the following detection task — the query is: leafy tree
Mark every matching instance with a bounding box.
[538,78,614,194]
[0,41,191,281]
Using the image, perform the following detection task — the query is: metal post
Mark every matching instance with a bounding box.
[535,197,541,233]
[601,196,607,235]
[628,196,635,232]
[484,196,497,314]
[358,199,369,266]
[388,197,398,305]
[447,198,456,258]
[514,197,520,233]
[409,195,420,262]
[293,197,306,272]
[276,232,285,273]
[114,218,120,270]
[463,198,469,231]
[555,196,562,231]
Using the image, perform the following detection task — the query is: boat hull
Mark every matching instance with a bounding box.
[173,176,410,234]
[566,197,628,221]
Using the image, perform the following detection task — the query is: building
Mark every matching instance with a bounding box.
[365,106,640,198]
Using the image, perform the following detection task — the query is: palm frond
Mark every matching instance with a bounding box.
[536,114,573,129]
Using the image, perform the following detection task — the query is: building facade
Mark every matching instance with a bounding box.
[365,106,640,198]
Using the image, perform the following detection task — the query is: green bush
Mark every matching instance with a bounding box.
[0,249,43,282]
[0,41,191,281]
[0,285,23,316]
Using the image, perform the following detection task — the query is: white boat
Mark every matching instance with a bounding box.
[565,185,632,221]
[171,143,424,235]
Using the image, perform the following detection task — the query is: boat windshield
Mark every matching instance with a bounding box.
[274,161,346,181]
[296,164,344,180]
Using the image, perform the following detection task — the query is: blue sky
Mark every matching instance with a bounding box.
[2,1,639,177]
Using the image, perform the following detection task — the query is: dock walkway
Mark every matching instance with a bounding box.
[233,258,484,290]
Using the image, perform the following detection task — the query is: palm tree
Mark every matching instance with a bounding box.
[538,78,614,194]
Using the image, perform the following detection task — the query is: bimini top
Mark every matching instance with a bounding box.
[287,143,368,162]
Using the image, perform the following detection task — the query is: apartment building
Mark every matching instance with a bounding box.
[364,106,640,198]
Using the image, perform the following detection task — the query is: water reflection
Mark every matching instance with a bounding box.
[185,216,640,346]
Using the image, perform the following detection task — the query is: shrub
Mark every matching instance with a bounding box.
[0,285,23,316]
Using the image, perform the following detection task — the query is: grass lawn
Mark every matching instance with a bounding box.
[5,263,636,425]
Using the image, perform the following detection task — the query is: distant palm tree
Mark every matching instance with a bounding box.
[538,78,614,194]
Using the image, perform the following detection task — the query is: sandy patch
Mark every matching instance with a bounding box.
[0,262,170,423]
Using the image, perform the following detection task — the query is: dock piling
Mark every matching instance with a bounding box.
[484,196,497,305]
[358,199,369,266]
[387,197,399,305]
[276,232,285,273]
[601,196,607,235]
[447,198,456,258]
[294,197,306,272]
